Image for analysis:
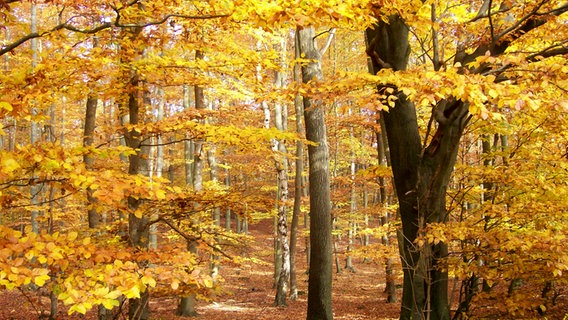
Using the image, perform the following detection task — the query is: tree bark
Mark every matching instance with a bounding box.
[366,16,469,320]
[178,50,204,318]
[375,123,397,302]
[119,26,151,320]
[124,72,151,320]
[274,35,291,306]
[298,26,333,320]
[84,94,100,228]
[289,29,304,301]
[30,3,40,234]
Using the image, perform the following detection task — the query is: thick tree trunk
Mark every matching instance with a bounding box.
[298,26,333,320]
[366,16,469,320]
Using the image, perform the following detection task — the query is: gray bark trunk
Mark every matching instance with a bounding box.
[274,35,290,306]
[289,29,304,300]
[178,50,204,317]
[298,26,333,320]
[30,3,40,234]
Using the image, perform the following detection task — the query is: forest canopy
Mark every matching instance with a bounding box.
[1,0,568,319]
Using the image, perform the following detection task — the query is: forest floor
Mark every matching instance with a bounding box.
[0,218,402,319]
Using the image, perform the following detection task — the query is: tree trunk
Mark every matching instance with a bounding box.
[289,29,304,300]
[345,110,357,273]
[366,16,469,320]
[30,3,40,234]
[84,94,99,228]
[120,27,151,320]
[224,156,232,232]
[298,26,333,320]
[183,84,194,186]
[178,50,204,317]
[376,121,397,303]
[206,100,220,280]
[125,76,151,320]
[274,36,291,306]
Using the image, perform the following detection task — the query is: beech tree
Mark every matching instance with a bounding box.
[365,1,568,319]
[298,26,335,320]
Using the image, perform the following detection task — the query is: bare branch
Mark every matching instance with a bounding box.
[317,28,336,56]
[0,8,229,57]
[495,0,547,41]
[158,216,233,259]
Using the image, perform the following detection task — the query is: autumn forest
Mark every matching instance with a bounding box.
[1,0,568,319]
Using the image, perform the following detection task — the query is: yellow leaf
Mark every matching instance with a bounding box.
[34,274,50,286]
[155,189,166,200]
[124,285,140,299]
[141,275,156,288]
[94,286,109,297]
[104,289,122,300]
[171,279,180,290]
[68,231,78,241]
[38,255,47,264]
[102,299,119,310]
[2,157,20,173]
[134,208,144,219]
[69,303,87,315]
[203,277,214,288]
[0,101,13,111]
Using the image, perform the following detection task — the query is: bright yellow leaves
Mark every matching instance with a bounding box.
[1,155,21,174]
[368,64,532,121]
[0,101,12,136]
[234,0,376,29]
[0,225,214,315]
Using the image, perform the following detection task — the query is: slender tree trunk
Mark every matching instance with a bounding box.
[120,27,151,320]
[84,95,99,228]
[376,122,397,303]
[149,86,165,250]
[224,156,232,231]
[274,36,290,305]
[178,50,204,317]
[207,100,221,280]
[183,84,194,186]
[345,110,356,273]
[289,30,304,300]
[30,3,41,233]
[125,77,151,320]
[298,26,333,320]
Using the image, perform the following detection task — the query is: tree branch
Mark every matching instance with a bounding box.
[456,1,568,70]
[0,7,229,57]
[318,28,336,56]
[157,216,233,259]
